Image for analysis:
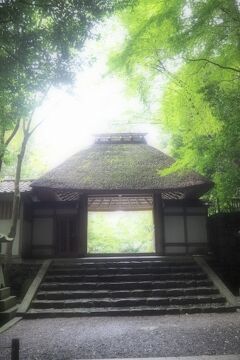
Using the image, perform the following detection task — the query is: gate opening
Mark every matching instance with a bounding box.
[88,211,154,254]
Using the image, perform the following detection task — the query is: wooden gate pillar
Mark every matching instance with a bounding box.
[153,193,164,255]
[78,194,88,257]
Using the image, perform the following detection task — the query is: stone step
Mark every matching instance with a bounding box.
[40,279,213,291]
[25,303,236,318]
[52,260,196,268]
[0,304,18,323]
[48,265,201,275]
[44,272,208,283]
[28,257,237,317]
[0,296,17,311]
[51,260,197,266]
[31,294,226,309]
[36,287,219,300]
[0,287,10,300]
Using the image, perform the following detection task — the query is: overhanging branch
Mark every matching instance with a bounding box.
[5,119,20,147]
[185,58,240,74]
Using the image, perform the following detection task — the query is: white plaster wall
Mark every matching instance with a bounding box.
[164,216,185,244]
[32,218,53,246]
[0,219,20,256]
[162,205,208,255]
[186,215,207,243]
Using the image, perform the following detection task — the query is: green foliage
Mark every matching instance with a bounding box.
[88,211,154,253]
[110,0,240,210]
[161,63,240,208]
[1,134,48,179]
[0,0,134,172]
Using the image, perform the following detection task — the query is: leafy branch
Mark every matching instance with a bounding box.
[185,58,240,74]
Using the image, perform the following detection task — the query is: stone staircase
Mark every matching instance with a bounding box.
[0,286,18,325]
[25,257,236,318]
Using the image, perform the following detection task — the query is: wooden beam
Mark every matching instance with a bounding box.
[0,265,5,287]
[78,194,88,256]
[88,195,153,211]
[153,194,164,255]
[183,206,189,254]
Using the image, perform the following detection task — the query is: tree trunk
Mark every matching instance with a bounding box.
[0,153,4,174]
[0,129,6,174]
[4,96,47,266]
[6,135,29,265]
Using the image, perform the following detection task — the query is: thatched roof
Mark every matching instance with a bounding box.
[32,133,213,198]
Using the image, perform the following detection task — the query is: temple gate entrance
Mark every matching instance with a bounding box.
[87,194,155,255]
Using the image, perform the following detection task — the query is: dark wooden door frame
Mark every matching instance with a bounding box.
[78,194,88,257]
[54,214,78,257]
[153,193,164,255]
[53,193,165,258]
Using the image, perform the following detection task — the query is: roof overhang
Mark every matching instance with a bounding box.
[88,195,153,211]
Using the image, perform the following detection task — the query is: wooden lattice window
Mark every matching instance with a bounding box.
[0,201,13,219]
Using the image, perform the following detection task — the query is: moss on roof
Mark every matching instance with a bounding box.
[32,142,212,197]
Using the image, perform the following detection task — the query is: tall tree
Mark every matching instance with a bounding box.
[110,0,240,209]
[0,0,134,259]
[0,0,133,170]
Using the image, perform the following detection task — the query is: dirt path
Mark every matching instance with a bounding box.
[0,313,240,359]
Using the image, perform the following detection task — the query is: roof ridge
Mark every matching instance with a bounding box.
[94,133,147,145]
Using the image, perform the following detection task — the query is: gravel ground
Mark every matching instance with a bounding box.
[0,313,240,360]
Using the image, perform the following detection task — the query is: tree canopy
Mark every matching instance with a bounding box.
[0,0,134,250]
[110,0,240,210]
[0,0,133,171]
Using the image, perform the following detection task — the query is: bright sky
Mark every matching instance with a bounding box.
[32,17,166,171]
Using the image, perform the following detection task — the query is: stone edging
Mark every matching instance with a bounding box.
[193,256,237,307]
[17,259,52,316]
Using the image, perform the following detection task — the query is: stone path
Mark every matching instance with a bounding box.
[0,313,240,359]
[80,357,240,360]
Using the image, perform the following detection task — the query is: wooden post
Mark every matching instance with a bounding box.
[78,194,88,257]
[183,205,189,254]
[153,193,164,255]
[0,264,5,287]
[11,338,19,360]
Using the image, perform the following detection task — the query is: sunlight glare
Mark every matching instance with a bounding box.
[32,17,164,170]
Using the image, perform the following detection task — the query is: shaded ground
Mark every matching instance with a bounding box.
[0,313,240,360]
[208,259,240,296]
[8,263,40,300]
